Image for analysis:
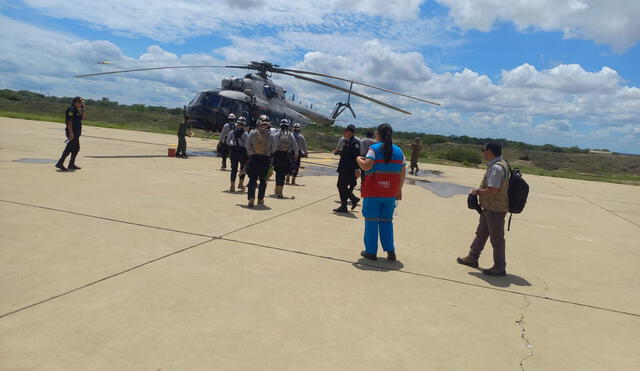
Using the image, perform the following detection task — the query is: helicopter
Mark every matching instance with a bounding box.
[77,61,440,132]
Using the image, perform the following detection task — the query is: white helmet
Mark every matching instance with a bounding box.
[257,115,271,125]
[237,116,247,125]
[293,123,302,131]
[227,113,236,120]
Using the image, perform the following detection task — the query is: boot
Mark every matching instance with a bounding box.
[351,196,360,210]
[238,178,245,192]
[387,251,397,261]
[482,262,506,276]
[360,250,377,261]
[291,176,296,185]
[456,255,479,268]
[333,205,348,213]
[286,175,290,184]
[68,153,80,170]
[55,161,68,171]
[230,181,235,192]
[248,198,255,208]
[275,185,284,199]
[257,199,265,205]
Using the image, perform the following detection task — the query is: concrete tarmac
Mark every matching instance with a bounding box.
[1,117,639,370]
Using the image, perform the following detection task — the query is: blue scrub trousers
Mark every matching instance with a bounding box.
[363,197,396,255]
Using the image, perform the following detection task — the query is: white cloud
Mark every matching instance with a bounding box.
[437,0,640,53]
[20,0,426,42]
[1,15,639,153]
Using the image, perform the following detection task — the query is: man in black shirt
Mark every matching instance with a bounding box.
[334,124,362,213]
[55,97,85,171]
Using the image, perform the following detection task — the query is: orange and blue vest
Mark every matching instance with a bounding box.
[362,143,405,198]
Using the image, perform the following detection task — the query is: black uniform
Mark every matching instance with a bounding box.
[176,121,190,158]
[336,136,361,210]
[56,105,83,169]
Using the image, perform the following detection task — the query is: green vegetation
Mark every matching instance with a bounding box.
[1,88,639,185]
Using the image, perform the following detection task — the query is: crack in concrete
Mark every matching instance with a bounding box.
[516,295,534,371]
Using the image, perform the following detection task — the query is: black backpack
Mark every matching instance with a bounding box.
[505,161,530,230]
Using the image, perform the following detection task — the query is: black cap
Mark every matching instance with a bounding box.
[345,124,356,133]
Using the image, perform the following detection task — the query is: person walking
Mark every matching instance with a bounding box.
[245,115,275,208]
[55,97,85,171]
[176,117,192,159]
[408,137,422,175]
[271,119,298,198]
[356,123,406,261]
[456,141,511,276]
[333,124,362,213]
[218,113,236,170]
[227,116,249,192]
[288,122,308,185]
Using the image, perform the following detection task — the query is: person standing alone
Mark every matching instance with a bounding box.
[457,141,510,276]
[356,123,405,261]
[55,97,85,171]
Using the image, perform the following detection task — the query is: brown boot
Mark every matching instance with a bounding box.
[230,181,235,192]
[238,178,245,191]
[257,199,265,205]
[456,255,479,268]
[248,198,255,208]
[482,262,506,276]
[291,176,296,185]
[275,185,284,198]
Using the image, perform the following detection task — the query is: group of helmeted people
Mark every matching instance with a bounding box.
[52,99,512,276]
[218,113,308,208]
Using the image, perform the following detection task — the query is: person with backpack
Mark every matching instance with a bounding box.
[457,141,510,276]
[226,116,249,192]
[245,115,276,208]
[356,123,406,261]
[218,113,236,170]
[271,119,299,198]
[288,122,308,185]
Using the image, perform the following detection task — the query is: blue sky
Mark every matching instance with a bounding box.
[1,0,639,153]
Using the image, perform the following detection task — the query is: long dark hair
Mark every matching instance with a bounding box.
[377,123,393,163]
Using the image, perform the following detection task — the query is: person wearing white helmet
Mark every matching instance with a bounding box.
[288,122,308,185]
[245,115,276,207]
[226,116,249,192]
[272,119,298,198]
[218,113,237,170]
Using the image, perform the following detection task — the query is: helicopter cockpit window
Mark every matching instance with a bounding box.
[219,97,250,117]
[193,93,221,110]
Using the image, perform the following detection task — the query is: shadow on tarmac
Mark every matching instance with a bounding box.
[353,258,405,272]
[468,271,531,287]
[236,203,272,211]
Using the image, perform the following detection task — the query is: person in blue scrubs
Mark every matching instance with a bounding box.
[356,123,406,261]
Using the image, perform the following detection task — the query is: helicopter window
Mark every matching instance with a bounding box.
[219,98,250,117]
[193,93,221,110]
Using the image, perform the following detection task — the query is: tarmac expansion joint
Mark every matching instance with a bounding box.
[516,295,534,371]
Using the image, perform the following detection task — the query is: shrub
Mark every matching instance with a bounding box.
[441,147,482,164]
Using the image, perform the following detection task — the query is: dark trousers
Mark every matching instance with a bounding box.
[273,151,291,186]
[229,148,248,183]
[219,143,229,167]
[177,135,186,156]
[247,155,270,200]
[469,209,507,269]
[58,137,80,165]
[292,156,302,177]
[337,171,358,207]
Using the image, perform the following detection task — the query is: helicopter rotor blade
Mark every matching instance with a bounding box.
[75,65,230,78]
[280,71,412,115]
[276,67,439,106]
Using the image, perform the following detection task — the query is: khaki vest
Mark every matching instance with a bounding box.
[254,131,269,155]
[479,159,510,212]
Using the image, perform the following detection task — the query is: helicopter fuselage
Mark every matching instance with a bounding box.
[186,73,333,132]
